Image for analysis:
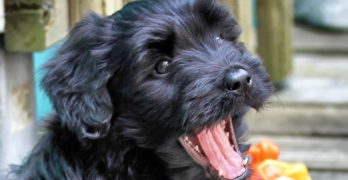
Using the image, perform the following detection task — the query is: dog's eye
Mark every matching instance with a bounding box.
[155,59,171,74]
[216,36,223,44]
[220,32,238,42]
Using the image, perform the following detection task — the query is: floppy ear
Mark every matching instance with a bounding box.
[42,12,116,140]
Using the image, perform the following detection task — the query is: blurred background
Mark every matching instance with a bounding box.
[0,0,347,179]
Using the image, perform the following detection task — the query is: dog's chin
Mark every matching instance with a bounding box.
[178,115,249,180]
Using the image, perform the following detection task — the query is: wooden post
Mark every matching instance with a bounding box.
[220,0,255,52]
[123,0,133,4]
[257,0,293,82]
[103,0,124,16]
[0,0,4,33]
[69,0,127,28]
[4,0,131,52]
[5,0,69,52]
[69,0,104,27]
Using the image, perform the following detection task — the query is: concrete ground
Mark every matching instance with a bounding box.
[247,25,348,179]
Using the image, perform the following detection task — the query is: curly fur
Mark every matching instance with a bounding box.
[11,0,272,179]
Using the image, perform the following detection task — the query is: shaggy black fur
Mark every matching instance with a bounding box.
[11,0,272,179]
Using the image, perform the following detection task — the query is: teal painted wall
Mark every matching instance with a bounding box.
[33,42,63,122]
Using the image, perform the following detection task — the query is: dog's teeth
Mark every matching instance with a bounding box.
[194,145,199,152]
[218,170,223,177]
[184,136,189,141]
[223,120,227,127]
[243,156,249,165]
[226,132,229,137]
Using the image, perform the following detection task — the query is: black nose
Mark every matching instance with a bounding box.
[224,68,252,95]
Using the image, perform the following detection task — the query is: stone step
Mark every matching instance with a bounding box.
[246,106,348,137]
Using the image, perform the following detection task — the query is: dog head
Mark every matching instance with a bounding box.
[42,0,272,179]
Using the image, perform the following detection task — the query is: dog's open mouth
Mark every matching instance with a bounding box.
[179,116,248,180]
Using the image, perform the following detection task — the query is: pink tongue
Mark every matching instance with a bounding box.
[197,123,245,179]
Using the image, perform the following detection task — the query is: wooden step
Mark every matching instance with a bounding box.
[246,106,348,137]
[294,25,348,53]
[250,135,348,179]
[272,53,348,106]
[310,171,348,180]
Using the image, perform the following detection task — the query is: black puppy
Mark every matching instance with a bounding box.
[12,0,272,179]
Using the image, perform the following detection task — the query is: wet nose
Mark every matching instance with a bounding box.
[224,68,252,95]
